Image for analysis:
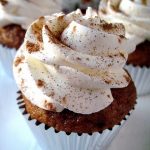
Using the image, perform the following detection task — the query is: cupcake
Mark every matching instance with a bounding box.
[99,0,150,96]
[13,8,136,150]
[62,0,99,13]
[0,0,62,77]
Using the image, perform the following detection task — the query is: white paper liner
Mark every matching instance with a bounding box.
[125,64,150,96]
[22,115,127,150]
[16,91,134,150]
[0,44,16,78]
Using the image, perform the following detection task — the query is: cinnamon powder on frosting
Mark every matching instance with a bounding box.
[44,100,56,112]
[48,92,55,97]
[14,56,25,67]
[123,75,130,83]
[36,80,45,87]
[31,16,45,42]
[61,97,67,105]
[26,41,40,53]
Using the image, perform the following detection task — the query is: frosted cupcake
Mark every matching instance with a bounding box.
[99,0,150,95]
[13,8,136,150]
[62,0,99,13]
[0,0,62,77]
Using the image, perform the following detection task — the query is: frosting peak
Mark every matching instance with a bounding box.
[0,0,62,29]
[13,8,135,114]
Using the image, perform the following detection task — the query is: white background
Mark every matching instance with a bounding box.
[0,64,150,150]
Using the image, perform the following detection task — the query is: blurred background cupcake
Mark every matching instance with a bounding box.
[0,0,62,77]
[99,0,150,96]
[62,0,99,13]
[13,8,136,150]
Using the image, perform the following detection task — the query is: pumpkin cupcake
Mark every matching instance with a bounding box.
[13,8,136,150]
[99,0,150,95]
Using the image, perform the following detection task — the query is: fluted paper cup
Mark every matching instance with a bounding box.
[16,91,134,150]
[0,44,16,78]
[125,65,150,96]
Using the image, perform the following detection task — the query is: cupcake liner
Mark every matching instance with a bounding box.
[125,64,150,96]
[16,91,135,150]
[0,44,17,78]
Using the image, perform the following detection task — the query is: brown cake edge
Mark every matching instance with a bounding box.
[19,80,136,133]
[127,40,150,67]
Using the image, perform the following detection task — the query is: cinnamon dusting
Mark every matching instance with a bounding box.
[48,92,55,97]
[104,79,111,84]
[26,41,40,53]
[118,35,124,43]
[14,56,25,67]
[18,68,22,73]
[102,23,114,31]
[120,52,125,59]
[77,57,81,60]
[31,17,45,42]
[100,8,107,14]
[61,97,67,105]
[73,26,77,33]
[45,25,60,44]
[123,75,130,83]
[44,100,56,111]
[57,15,64,21]
[36,80,45,87]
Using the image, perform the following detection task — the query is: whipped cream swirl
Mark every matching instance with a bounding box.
[0,0,62,29]
[99,0,150,49]
[13,8,135,114]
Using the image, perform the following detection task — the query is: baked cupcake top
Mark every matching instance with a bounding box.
[99,0,150,50]
[13,8,135,114]
[0,0,62,29]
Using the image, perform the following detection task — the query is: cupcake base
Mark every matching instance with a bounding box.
[16,78,136,150]
[17,91,135,150]
[22,80,136,133]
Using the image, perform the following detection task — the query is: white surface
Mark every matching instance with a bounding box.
[0,65,150,150]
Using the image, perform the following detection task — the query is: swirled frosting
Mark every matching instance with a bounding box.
[13,8,135,114]
[99,0,150,51]
[0,0,62,29]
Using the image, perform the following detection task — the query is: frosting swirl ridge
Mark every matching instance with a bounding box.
[13,8,135,114]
